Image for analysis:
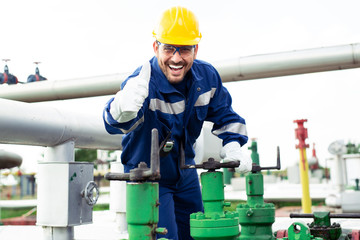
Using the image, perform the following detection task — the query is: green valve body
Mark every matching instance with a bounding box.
[287,222,323,240]
[126,182,160,240]
[105,129,168,240]
[223,168,234,185]
[236,140,275,240]
[248,140,260,165]
[190,171,240,240]
[237,173,275,240]
[309,212,341,240]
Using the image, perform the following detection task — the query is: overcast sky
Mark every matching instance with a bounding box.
[1,0,360,173]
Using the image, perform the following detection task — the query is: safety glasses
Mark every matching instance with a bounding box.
[157,41,195,57]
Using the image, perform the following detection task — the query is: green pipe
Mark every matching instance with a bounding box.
[190,171,240,240]
[248,140,260,165]
[237,140,275,240]
[223,168,234,185]
[127,182,165,239]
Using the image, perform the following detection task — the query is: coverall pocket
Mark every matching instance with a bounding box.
[195,106,208,121]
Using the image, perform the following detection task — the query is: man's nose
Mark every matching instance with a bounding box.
[171,50,183,62]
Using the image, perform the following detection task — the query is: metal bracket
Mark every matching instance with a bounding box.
[251,146,281,173]
[180,143,240,171]
[105,128,161,182]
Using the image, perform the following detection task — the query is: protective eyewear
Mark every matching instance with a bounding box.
[157,41,195,57]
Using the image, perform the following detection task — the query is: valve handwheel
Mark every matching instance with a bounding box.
[82,181,99,206]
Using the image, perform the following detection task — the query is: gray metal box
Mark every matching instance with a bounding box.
[37,162,94,226]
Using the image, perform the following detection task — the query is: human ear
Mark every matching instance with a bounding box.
[153,41,159,54]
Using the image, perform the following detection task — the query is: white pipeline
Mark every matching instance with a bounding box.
[0,43,359,102]
[0,98,122,150]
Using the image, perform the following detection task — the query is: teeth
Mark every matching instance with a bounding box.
[170,65,183,69]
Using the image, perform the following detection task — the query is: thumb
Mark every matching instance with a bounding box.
[220,147,226,159]
[238,151,252,173]
[138,60,151,83]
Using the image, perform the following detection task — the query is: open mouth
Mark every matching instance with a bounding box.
[169,65,184,71]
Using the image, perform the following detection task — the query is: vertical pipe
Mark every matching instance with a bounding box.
[109,152,127,233]
[201,171,225,219]
[44,140,75,163]
[43,227,74,240]
[223,168,233,185]
[237,139,275,240]
[149,129,160,178]
[294,119,312,213]
[126,182,159,240]
[299,148,312,213]
[41,140,75,240]
[333,154,346,192]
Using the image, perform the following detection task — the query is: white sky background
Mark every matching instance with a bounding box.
[1,0,360,173]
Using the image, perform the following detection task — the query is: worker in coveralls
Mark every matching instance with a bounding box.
[103,6,251,240]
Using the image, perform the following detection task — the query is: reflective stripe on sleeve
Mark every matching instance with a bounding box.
[149,98,185,115]
[194,88,216,107]
[104,111,144,134]
[104,111,113,126]
[212,122,248,137]
[120,116,145,134]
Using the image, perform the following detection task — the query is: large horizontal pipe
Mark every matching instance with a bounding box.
[0,98,122,150]
[0,43,359,102]
[0,73,130,103]
[217,43,360,81]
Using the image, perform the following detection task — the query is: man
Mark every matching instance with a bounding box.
[103,6,251,239]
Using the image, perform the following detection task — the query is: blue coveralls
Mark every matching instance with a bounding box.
[103,56,248,239]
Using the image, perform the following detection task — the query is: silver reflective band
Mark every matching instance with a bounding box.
[212,122,248,137]
[105,110,144,134]
[119,116,144,134]
[149,98,185,115]
[194,88,216,107]
[104,111,113,126]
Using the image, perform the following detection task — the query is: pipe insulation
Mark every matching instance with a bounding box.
[0,43,359,102]
[0,98,122,150]
[216,43,360,82]
[0,73,129,102]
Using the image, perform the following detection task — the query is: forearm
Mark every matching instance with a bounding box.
[103,61,151,134]
[103,98,145,134]
[209,107,248,146]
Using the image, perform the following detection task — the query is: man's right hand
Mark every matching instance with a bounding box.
[110,61,151,123]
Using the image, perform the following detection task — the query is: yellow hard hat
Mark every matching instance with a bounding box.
[153,6,202,45]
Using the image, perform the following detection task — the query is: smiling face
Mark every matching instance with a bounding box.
[153,41,198,84]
